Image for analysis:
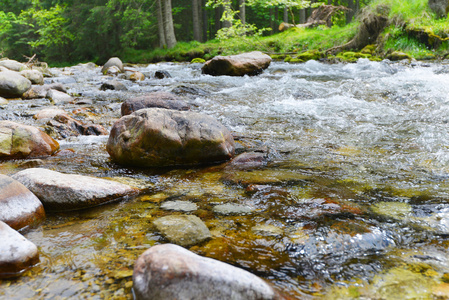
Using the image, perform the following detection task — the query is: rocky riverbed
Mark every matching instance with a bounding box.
[3,56,449,299]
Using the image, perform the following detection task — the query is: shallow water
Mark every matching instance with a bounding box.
[2,59,449,299]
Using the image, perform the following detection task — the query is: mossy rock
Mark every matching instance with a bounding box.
[290,58,304,63]
[387,51,412,61]
[191,58,206,63]
[284,55,292,62]
[361,44,377,54]
[270,54,286,60]
[336,52,358,63]
[296,50,323,61]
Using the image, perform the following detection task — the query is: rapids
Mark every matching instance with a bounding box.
[2,59,449,299]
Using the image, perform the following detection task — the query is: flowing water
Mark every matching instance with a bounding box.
[2,59,449,299]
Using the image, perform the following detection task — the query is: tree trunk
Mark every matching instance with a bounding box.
[202,0,208,41]
[214,6,222,33]
[239,0,246,24]
[346,0,355,23]
[299,9,306,24]
[156,0,166,47]
[283,7,288,23]
[222,0,232,28]
[274,7,279,33]
[163,0,177,48]
[192,0,202,41]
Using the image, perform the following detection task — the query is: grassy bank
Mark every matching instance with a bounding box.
[119,0,449,65]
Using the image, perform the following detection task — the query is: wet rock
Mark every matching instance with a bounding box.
[160,200,198,212]
[387,51,411,61]
[100,80,128,91]
[20,69,44,85]
[213,203,254,215]
[0,174,45,231]
[101,57,124,74]
[154,70,171,79]
[121,92,189,116]
[0,71,32,98]
[34,107,66,119]
[227,152,267,170]
[0,59,28,72]
[129,71,145,81]
[46,89,74,104]
[107,108,235,167]
[23,83,67,99]
[105,66,122,75]
[133,243,284,300]
[153,215,211,247]
[171,85,209,97]
[0,120,59,159]
[11,168,139,212]
[202,51,272,76]
[0,221,39,279]
[251,224,283,237]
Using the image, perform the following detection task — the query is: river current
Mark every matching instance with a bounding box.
[2,59,449,299]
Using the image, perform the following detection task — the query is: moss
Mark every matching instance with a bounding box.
[191,58,206,63]
[387,51,412,61]
[296,50,323,61]
[284,55,292,62]
[290,58,304,63]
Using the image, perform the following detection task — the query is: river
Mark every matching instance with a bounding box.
[2,59,449,299]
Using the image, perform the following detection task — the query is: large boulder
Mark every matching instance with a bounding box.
[121,92,190,116]
[0,175,45,231]
[107,108,235,167]
[153,215,211,247]
[0,71,32,98]
[0,221,39,279]
[0,121,59,159]
[133,244,285,300]
[0,59,28,72]
[12,168,139,211]
[101,57,124,74]
[429,0,449,18]
[202,51,272,76]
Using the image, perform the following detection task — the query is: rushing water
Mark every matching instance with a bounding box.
[3,59,449,299]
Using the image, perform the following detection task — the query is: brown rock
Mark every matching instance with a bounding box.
[0,120,59,159]
[121,92,190,116]
[202,51,272,76]
[0,175,45,231]
[0,221,39,279]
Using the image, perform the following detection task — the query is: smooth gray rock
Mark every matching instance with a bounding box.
[160,200,198,212]
[100,80,128,91]
[133,244,285,300]
[23,83,66,99]
[20,69,44,85]
[202,51,272,76]
[46,89,74,104]
[107,108,235,167]
[121,92,189,116]
[0,59,28,72]
[101,57,124,74]
[213,203,254,215]
[12,168,139,211]
[0,71,31,98]
[153,215,211,247]
[0,175,45,231]
[0,221,39,279]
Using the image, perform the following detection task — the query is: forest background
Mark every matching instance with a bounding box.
[0,0,447,66]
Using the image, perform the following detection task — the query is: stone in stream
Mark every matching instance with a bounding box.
[0,70,32,98]
[133,243,286,300]
[101,57,124,74]
[154,70,171,79]
[202,51,272,76]
[11,168,139,212]
[227,152,267,170]
[0,174,45,231]
[107,108,235,167]
[23,83,67,99]
[0,59,28,72]
[100,80,128,91]
[34,108,108,139]
[152,215,211,247]
[129,71,145,82]
[0,120,59,159]
[0,221,39,279]
[120,91,190,116]
[20,69,44,85]
[46,89,74,104]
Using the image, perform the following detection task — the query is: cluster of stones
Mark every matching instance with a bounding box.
[0,53,283,298]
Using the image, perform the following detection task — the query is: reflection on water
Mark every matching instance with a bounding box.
[3,59,449,298]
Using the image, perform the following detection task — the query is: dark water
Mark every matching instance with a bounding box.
[2,59,449,299]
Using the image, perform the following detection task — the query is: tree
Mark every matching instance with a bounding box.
[192,0,202,41]
[157,0,177,48]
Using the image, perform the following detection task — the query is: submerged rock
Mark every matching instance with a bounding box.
[133,243,285,300]
[107,108,234,167]
[11,168,139,211]
[0,71,32,98]
[153,215,211,247]
[121,92,189,116]
[101,57,124,74]
[0,174,45,231]
[0,120,59,159]
[202,51,272,76]
[154,70,171,79]
[0,221,39,279]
